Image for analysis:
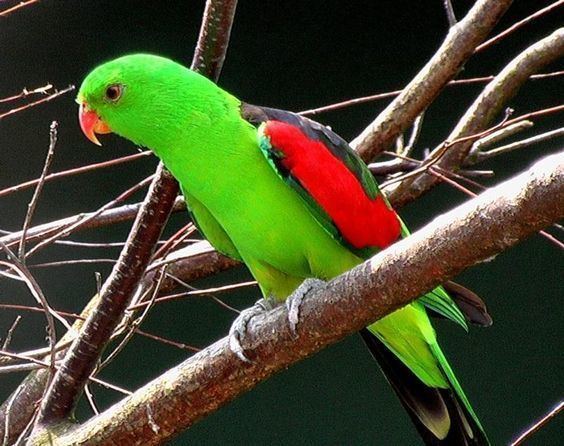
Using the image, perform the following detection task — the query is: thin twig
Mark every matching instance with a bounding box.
[510,400,563,446]
[29,259,117,269]
[2,383,25,446]
[0,197,186,248]
[128,279,257,311]
[1,316,22,350]
[18,122,58,260]
[83,385,99,416]
[298,71,564,116]
[0,303,199,355]
[476,1,564,52]
[0,84,52,104]
[0,86,74,120]
[24,175,154,257]
[151,223,196,261]
[134,329,200,352]
[443,0,457,27]
[0,151,152,199]
[0,0,40,17]
[0,350,131,396]
[0,247,58,381]
[381,109,514,188]
[98,267,167,371]
[475,127,564,162]
[467,120,534,163]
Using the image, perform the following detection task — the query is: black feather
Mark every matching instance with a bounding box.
[360,329,489,445]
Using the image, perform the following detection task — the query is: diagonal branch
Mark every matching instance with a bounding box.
[31,0,239,431]
[31,151,563,446]
[351,0,513,161]
[388,27,564,207]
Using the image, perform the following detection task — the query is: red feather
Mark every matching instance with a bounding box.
[264,121,400,249]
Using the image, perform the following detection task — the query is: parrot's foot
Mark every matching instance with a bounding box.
[229,298,276,363]
[286,278,326,335]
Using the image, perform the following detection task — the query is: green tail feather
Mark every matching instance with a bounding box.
[361,329,489,445]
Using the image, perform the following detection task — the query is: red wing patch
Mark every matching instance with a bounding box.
[264,120,400,249]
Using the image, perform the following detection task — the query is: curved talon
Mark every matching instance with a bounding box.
[286,278,326,335]
[228,299,271,363]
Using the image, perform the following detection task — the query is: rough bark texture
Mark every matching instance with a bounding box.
[351,0,513,161]
[35,166,179,426]
[388,27,564,206]
[29,0,239,435]
[29,152,563,446]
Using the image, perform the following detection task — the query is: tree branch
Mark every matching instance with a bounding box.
[351,0,513,161]
[388,27,564,207]
[30,0,239,432]
[29,152,563,445]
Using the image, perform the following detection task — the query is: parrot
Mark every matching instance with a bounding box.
[77,54,491,445]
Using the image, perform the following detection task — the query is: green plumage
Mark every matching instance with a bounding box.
[78,54,489,445]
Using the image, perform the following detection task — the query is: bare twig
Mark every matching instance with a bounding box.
[31,152,563,446]
[0,84,52,104]
[32,0,239,430]
[443,0,457,27]
[381,109,514,188]
[350,0,512,161]
[18,122,58,260]
[473,127,564,162]
[0,350,130,396]
[0,0,40,18]
[128,280,257,311]
[23,175,154,257]
[0,246,58,380]
[388,28,564,207]
[298,71,564,116]
[0,303,199,356]
[0,197,186,248]
[467,120,534,162]
[29,258,117,268]
[510,400,563,446]
[0,86,74,120]
[98,267,167,371]
[1,316,22,351]
[0,151,151,199]
[476,0,564,52]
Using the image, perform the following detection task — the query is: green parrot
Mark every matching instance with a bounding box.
[78,54,491,445]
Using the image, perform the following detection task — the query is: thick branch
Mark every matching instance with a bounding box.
[34,152,563,446]
[388,27,564,206]
[35,166,179,426]
[351,0,513,161]
[32,0,239,430]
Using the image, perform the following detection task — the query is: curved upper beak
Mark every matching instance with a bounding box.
[78,102,112,146]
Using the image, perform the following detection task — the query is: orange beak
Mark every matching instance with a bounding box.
[78,102,112,146]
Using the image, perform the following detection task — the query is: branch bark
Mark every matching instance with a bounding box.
[387,27,564,206]
[351,0,513,161]
[29,151,563,445]
[29,0,239,434]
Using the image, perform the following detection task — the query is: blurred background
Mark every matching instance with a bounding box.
[0,0,562,444]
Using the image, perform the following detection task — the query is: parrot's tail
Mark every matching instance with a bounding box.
[360,329,489,445]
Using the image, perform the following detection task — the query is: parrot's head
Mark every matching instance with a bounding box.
[77,54,220,149]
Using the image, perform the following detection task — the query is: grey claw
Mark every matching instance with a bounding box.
[228,299,271,363]
[286,278,326,335]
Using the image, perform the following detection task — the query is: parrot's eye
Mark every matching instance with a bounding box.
[104,84,123,102]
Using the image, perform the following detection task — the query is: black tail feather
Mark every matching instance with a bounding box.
[360,329,489,445]
[443,281,493,327]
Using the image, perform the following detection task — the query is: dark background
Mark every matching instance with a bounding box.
[0,1,562,444]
